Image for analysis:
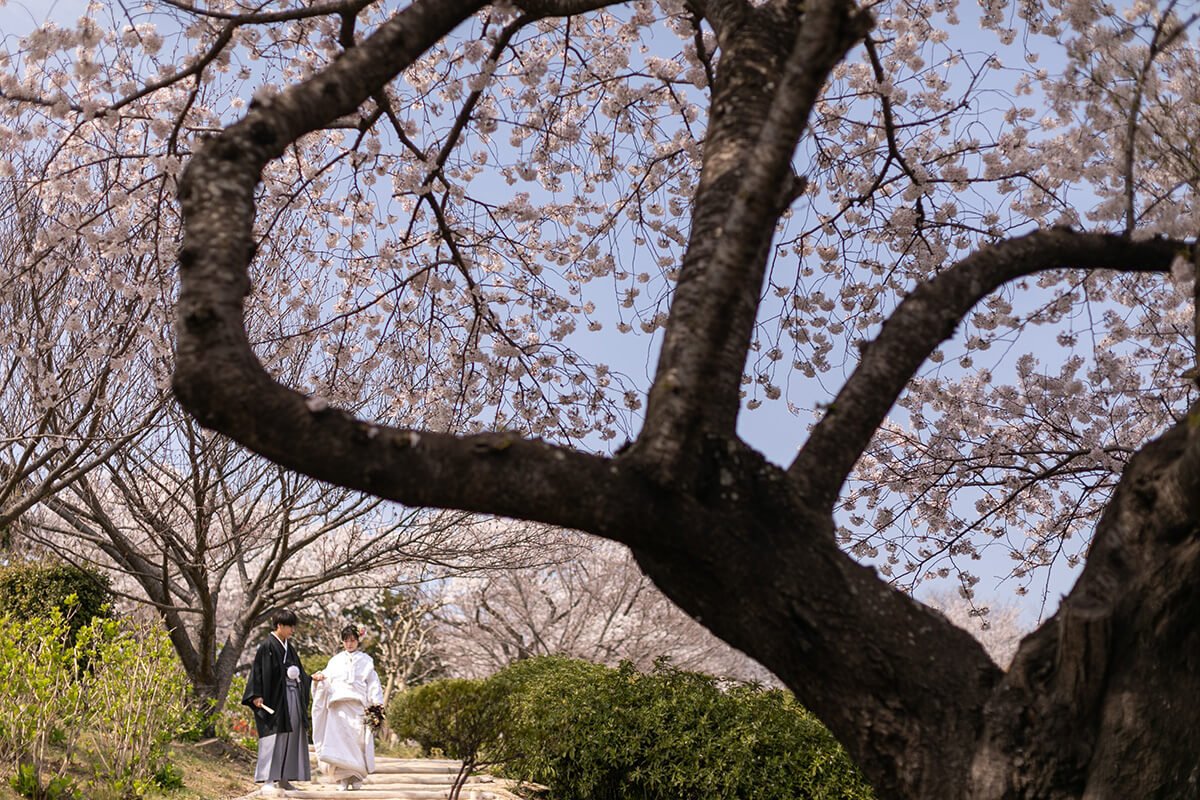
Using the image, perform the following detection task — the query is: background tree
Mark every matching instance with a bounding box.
[0,162,168,540]
[299,580,445,702]
[19,399,501,714]
[435,533,773,681]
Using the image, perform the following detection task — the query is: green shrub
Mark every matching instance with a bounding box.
[74,615,193,798]
[0,564,111,639]
[213,675,257,751]
[0,610,89,797]
[388,678,509,762]
[388,678,511,800]
[0,612,192,800]
[150,761,183,791]
[494,656,875,800]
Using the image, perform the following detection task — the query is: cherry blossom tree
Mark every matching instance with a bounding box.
[435,533,774,681]
[0,153,170,539]
[3,0,1199,795]
[20,399,494,713]
[299,582,445,700]
[0,0,558,719]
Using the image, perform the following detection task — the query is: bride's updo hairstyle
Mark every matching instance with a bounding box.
[340,624,361,643]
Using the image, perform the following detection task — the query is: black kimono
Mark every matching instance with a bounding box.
[242,633,312,783]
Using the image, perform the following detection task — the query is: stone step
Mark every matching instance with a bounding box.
[255,754,522,800]
[359,775,488,786]
[273,789,506,800]
[308,757,463,775]
[371,763,461,775]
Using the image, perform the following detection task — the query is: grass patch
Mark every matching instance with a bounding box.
[0,739,258,800]
[151,739,259,800]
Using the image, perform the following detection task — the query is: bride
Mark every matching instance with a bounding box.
[312,625,385,791]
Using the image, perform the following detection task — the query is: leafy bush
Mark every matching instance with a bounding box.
[74,615,194,798]
[0,611,192,800]
[388,678,509,762]
[494,656,875,800]
[389,678,511,800]
[213,674,257,751]
[9,762,78,800]
[0,610,88,799]
[0,564,111,639]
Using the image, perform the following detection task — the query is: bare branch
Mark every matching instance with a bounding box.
[791,230,1187,507]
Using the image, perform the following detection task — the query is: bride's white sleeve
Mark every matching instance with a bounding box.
[313,665,330,707]
[365,657,384,706]
[312,653,337,755]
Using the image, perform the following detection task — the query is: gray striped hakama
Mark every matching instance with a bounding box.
[255,678,311,784]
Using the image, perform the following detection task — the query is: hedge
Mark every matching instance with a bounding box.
[388,656,874,800]
[0,563,111,638]
[493,656,875,800]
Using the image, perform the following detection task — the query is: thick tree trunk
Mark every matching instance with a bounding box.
[620,411,1200,800]
[965,416,1200,799]
[618,435,999,799]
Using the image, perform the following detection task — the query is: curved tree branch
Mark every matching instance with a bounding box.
[790,229,1188,507]
[174,0,660,540]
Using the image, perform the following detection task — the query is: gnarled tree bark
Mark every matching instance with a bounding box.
[173,0,1200,796]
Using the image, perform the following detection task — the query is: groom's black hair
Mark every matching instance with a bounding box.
[272,608,298,628]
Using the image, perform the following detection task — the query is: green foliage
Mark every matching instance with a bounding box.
[150,761,184,791]
[0,612,192,800]
[301,653,330,675]
[390,658,873,800]
[0,611,90,795]
[212,675,257,751]
[0,564,111,639]
[390,678,512,800]
[73,616,193,798]
[9,762,79,800]
[494,656,875,800]
[387,678,510,765]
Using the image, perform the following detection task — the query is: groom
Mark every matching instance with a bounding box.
[243,609,324,794]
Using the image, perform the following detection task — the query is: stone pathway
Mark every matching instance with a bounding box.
[244,749,526,800]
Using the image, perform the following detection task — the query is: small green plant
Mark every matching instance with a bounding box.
[151,761,184,790]
[8,763,36,798]
[9,763,79,800]
[389,678,511,800]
